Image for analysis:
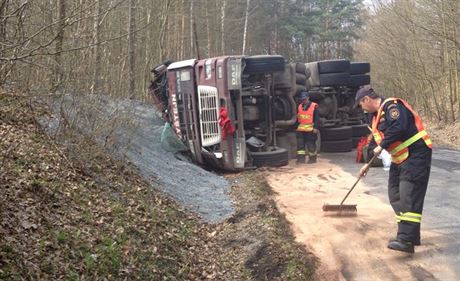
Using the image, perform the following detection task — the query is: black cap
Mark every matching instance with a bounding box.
[354,86,375,108]
[299,91,309,100]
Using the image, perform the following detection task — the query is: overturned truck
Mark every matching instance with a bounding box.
[149,56,370,171]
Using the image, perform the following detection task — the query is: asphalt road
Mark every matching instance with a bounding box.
[326,147,460,280]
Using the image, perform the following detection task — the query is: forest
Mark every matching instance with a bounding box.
[0,0,458,123]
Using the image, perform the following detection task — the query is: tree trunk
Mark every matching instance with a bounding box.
[92,0,102,94]
[53,0,66,92]
[220,0,226,55]
[128,0,136,99]
[242,0,250,55]
[180,0,185,59]
[205,0,211,57]
[190,0,194,57]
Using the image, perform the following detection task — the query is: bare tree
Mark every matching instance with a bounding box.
[92,0,102,94]
[242,0,250,55]
[52,0,66,91]
[220,0,226,55]
[128,0,136,99]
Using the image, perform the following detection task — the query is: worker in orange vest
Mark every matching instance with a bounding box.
[296,91,320,164]
[356,87,432,254]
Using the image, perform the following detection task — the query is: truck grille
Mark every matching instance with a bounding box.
[197,85,221,146]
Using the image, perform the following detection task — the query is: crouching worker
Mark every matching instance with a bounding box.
[296,91,320,164]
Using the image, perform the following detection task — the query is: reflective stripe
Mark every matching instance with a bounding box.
[399,212,422,223]
[392,151,409,163]
[297,150,306,155]
[371,98,433,164]
[297,102,317,132]
[390,130,428,154]
[297,124,314,132]
[405,212,422,218]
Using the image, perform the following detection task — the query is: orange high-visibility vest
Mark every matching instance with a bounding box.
[371,98,432,164]
[297,102,317,132]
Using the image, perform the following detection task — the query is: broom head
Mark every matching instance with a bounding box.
[322,203,357,213]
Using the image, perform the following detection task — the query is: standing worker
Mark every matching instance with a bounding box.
[356,87,432,254]
[296,91,320,164]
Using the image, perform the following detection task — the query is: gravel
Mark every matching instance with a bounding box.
[41,94,234,224]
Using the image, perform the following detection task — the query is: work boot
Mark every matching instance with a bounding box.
[387,239,414,253]
[389,237,420,246]
[307,158,317,164]
[296,156,305,165]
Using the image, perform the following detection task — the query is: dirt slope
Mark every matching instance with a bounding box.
[264,158,456,281]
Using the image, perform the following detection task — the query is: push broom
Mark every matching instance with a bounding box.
[322,153,378,214]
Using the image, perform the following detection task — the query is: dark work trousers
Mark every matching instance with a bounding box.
[296,131,317,162]
[388,145,432,243]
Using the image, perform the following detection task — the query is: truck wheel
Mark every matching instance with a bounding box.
[317,59,351,74]
[273,96,291,120]
[351,124,370,137]
[295,73,307,85]
[350,62,370,75]
[295,62,307,74]
[352,137,362,148]
[243,55,285,74]
[295,84,307,95]
[320,139,353,153]
[319,73,351,87]
[249,146,289,167]
[350,74,370,87]
[320,126,352,141]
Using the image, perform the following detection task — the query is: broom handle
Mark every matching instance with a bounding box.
[339,153,379,206]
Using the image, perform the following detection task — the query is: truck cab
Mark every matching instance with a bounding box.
[150,55,290,171]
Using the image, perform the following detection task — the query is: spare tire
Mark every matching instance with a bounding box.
[295,62,307,74]
[320,126,352,141]
[350,62,370,75]
[295,84,307,95]
[319,73,351,87]
[352,136,362,148]
[317,59,350,74]
[321,139,353,153]
[249,146,289,167]
[295,73,307,85]
[244,55,285,74]
[350,74,370,87]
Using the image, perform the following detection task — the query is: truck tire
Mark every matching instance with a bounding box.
[295,73,307,85]
[319,73,351,87]
[295,62,307,74]
[250,146,289,167]
[276,134,293,159]
[351,124,370,137]
[244,55,285,74]
[317,59,350,74]
[350,62,370,75]
[352,136,362,148]
[321,139,353,153]
[320,126,352,141]
[295,84,307,95]
[273,96,292,120]
[350,74,370,87]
